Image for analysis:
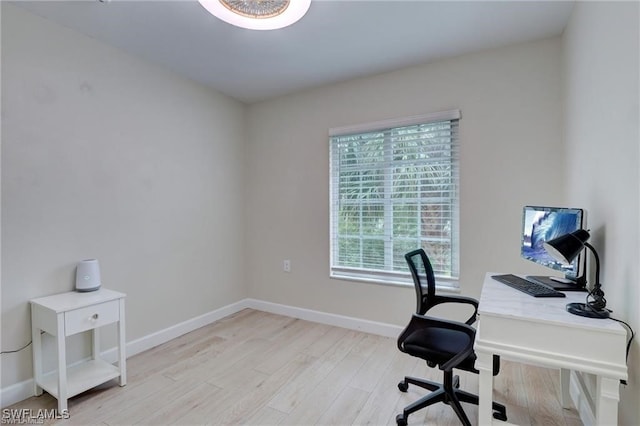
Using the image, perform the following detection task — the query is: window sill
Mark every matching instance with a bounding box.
[330,272,460,294]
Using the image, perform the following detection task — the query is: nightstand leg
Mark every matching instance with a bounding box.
[56,315,68,412]
[91,328,100,360]
[118,298,127,386]
[31,326,43,396]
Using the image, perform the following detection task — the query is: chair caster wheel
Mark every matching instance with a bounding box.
[493,411,507,421]
[396,414,407,426]
[453,374,460,388]
[397,381,408,392]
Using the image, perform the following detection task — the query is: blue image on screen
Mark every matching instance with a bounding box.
[521,208,582,276]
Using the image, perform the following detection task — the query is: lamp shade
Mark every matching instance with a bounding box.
[543,229,590,265]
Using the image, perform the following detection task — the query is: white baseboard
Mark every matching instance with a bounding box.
[1,298,401,408]
[245,298,403,338]
[0,378,32,410]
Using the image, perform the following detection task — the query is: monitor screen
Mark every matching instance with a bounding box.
[521,206,584,279]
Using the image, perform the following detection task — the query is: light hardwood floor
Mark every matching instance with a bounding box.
[8,309,582,425]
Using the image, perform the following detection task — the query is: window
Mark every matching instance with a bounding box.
[329,110,460,287]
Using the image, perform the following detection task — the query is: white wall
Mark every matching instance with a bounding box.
[245,38,565,326]
[1,4,246,390]
[562,1,640,423]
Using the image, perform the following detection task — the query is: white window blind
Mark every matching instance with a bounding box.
[329,110,460,286]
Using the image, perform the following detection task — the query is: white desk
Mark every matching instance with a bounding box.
[474,273,627,425]
[30,289,126,412]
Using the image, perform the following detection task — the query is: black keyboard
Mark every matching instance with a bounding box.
[492,274,566,298]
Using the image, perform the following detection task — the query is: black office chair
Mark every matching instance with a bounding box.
[396,249,507,426]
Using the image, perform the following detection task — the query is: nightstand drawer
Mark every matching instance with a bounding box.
[65,300,119,336]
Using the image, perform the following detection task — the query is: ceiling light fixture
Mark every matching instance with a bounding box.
[198,0,311,30]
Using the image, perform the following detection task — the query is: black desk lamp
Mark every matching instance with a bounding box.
[543,229,609,319]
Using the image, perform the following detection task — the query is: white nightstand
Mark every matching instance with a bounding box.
[30,289,126,412]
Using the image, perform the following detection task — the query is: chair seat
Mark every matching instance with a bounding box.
[402,327,501,375]
[403,327,477,372]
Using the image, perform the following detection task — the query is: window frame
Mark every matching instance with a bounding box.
[329,110,460,290]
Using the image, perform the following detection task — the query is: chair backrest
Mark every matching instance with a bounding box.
[404,249,437,315]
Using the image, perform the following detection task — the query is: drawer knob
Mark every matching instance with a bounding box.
[91,313,99,320]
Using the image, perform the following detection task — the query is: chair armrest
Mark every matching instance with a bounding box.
[429,295,479,325]
[440,329,475,372]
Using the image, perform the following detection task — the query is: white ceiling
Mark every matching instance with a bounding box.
[13,0,575,104]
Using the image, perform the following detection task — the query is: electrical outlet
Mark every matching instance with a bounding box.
[283,259,291,273]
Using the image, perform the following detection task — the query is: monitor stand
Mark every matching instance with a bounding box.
[526,275,587,292]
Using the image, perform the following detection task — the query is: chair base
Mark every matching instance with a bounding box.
[396,371,507,426]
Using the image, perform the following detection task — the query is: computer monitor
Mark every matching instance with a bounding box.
[521,205,586,290]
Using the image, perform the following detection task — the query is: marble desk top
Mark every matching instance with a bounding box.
[479,273,624,334]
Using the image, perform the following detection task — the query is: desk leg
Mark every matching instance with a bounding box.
[56,315,68,412]
[476,350,494,426]
[560,368,571,408]
[31,326,43,396]
[596,376,620,425]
